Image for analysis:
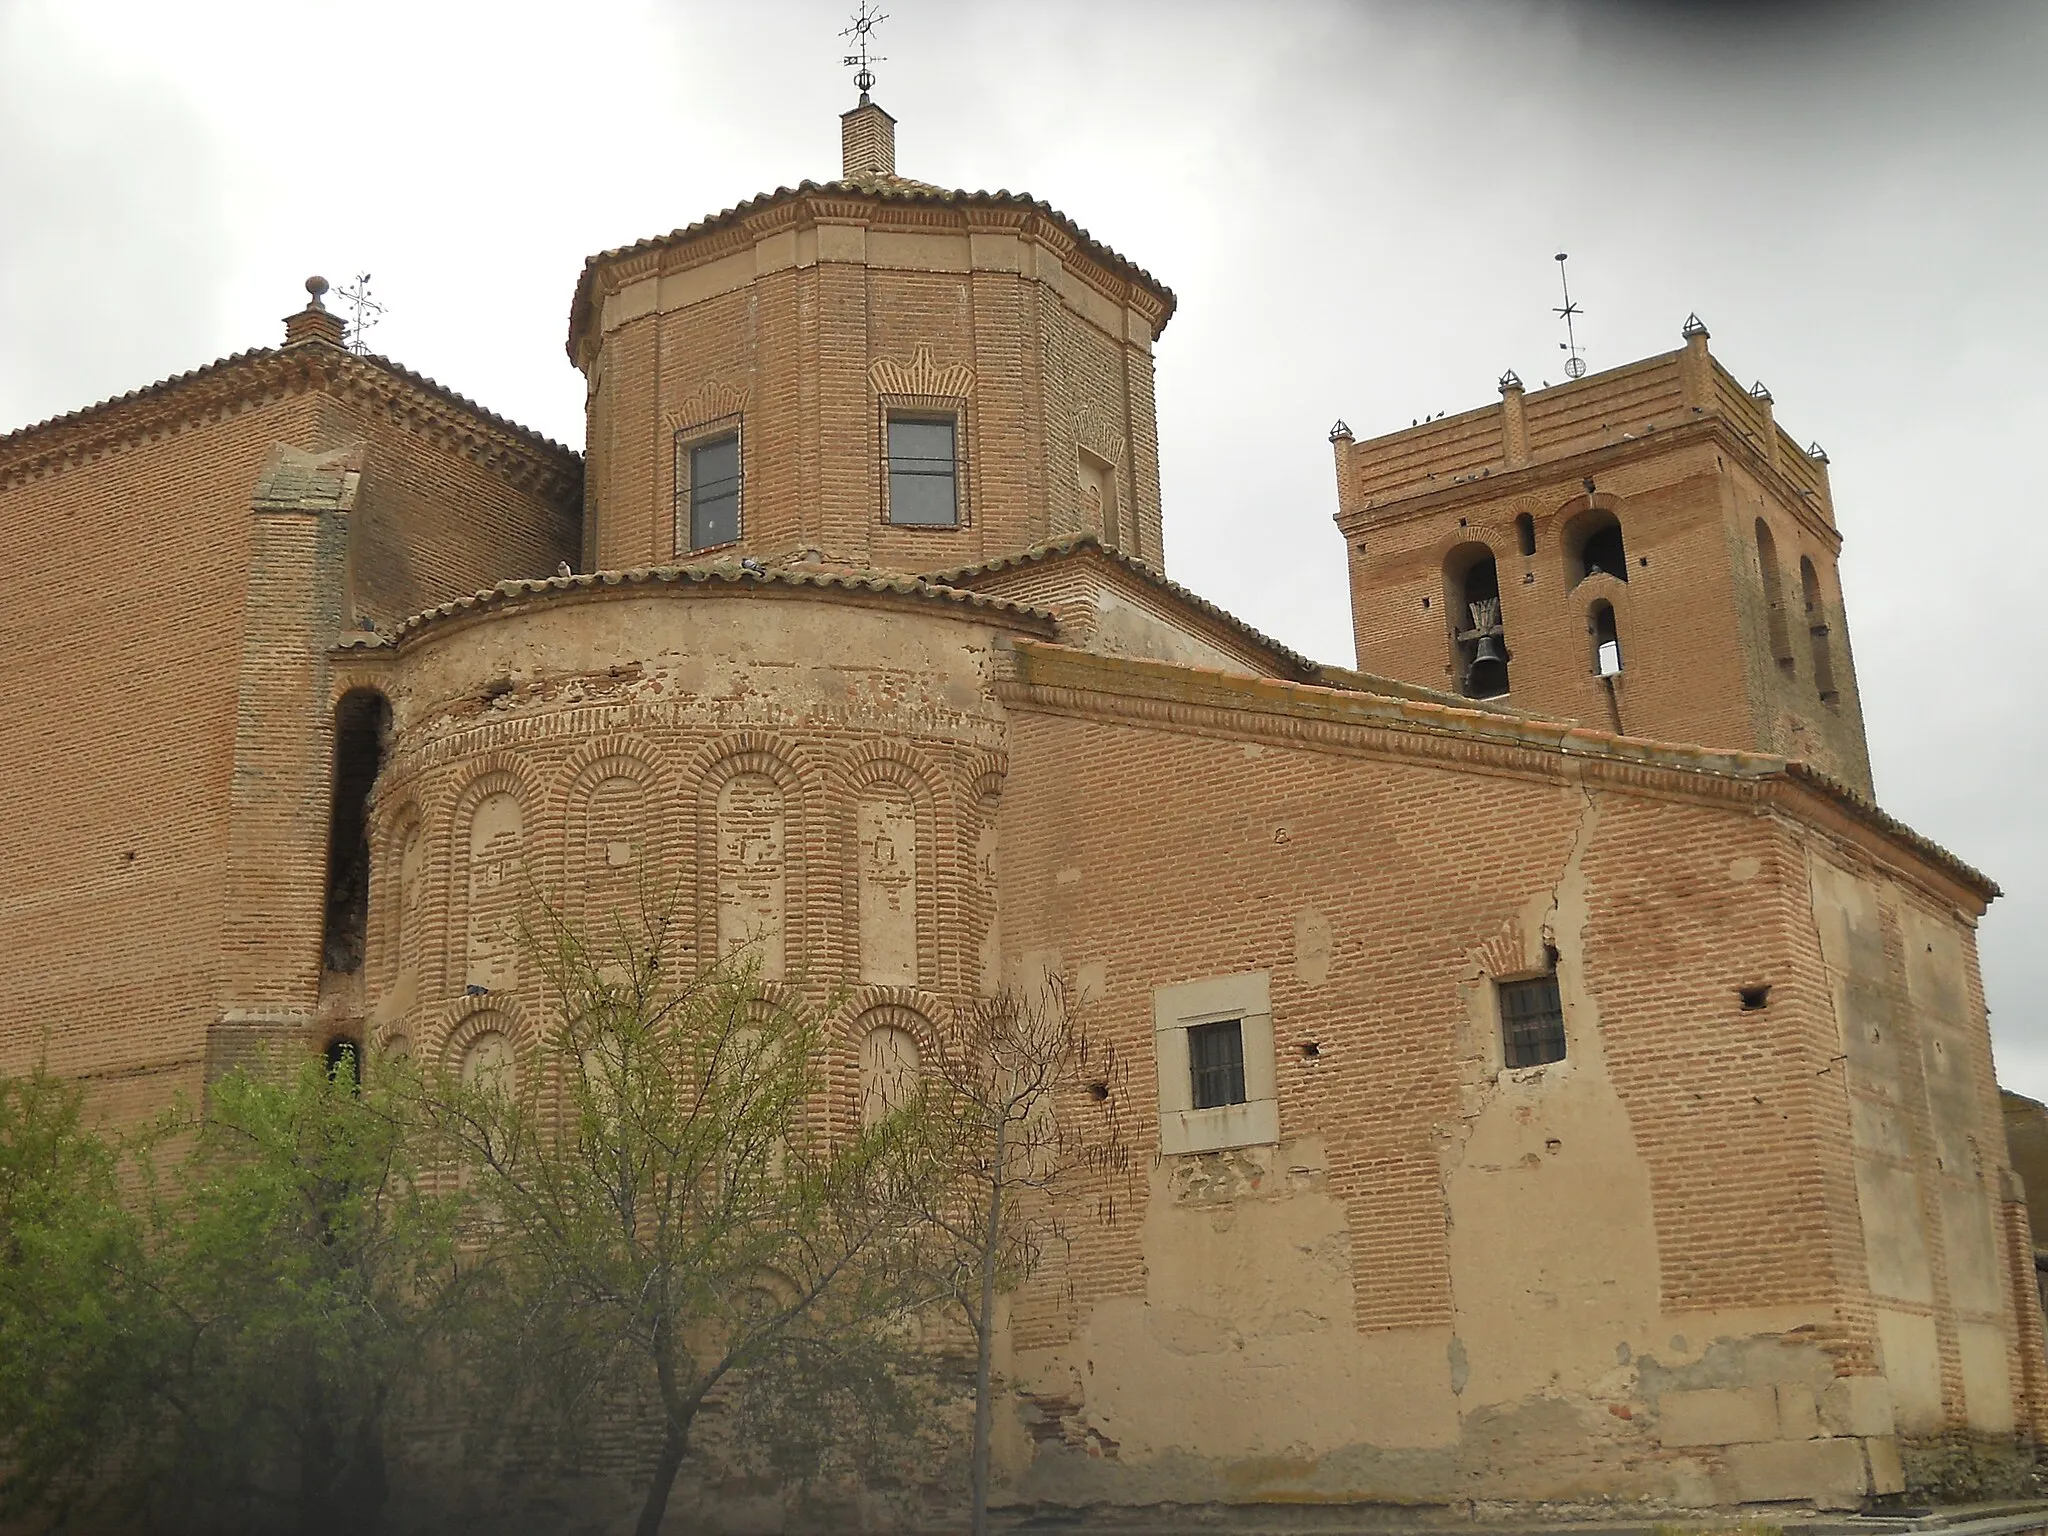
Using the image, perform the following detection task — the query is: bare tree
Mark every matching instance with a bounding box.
[427,898,946,1536]
[916,974,1130,1536]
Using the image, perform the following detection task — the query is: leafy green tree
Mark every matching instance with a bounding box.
[148,1052,475,1535]
[0,1062,165,1525]
[1,1050,475,1535]
[429,902,949,1536]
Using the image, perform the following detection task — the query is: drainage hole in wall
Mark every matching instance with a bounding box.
[1300,1041,1322,1060]
[1739,984,1771,1010]
[1087,1081,1109,1101]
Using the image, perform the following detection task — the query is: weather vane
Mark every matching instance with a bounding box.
[841,0,888,100]
[1553,252,1586,380]
[336,272,384,357]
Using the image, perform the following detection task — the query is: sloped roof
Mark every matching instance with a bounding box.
[0,338,579,489]
[925,533,1321,681]
[567,178,1177,362]
[376,560,1059,646]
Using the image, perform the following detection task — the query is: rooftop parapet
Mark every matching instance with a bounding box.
[1334,318,1833,528]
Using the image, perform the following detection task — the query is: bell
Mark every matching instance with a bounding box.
[1466,636,1510,698]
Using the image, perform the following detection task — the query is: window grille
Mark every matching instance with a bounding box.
[681,431,740,550]
[886,416,958,526]
[1499,974,1566,1068]
[1188,1019,1247,1110]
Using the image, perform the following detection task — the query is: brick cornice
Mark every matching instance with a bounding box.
[0,342,582,503]
[382,562,1060,651]
[1335,416,1843,556]
[568,180,1176,366]
[997,641,1996,910]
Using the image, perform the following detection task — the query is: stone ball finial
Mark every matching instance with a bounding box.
[305,275,330,309]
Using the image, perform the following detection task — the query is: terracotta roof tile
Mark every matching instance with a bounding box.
[0,339,578,471]
[924,533,1320,680]
[383,560,1059,644]
[568,179,1176,360]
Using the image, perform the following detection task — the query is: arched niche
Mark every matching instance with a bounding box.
[1444,541,1510,699]
[858,1017,924,1127]
[322,689,391,975]
[1563,506,1628,586]
[1590,600,1623,677]
[1755,519,1793,668]
[1801,556,1838,703]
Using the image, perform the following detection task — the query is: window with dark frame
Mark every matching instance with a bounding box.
[679,430,740,551]
[1498,973,1566,1068]
[1187,1018,1248,1110]
[886,414,958,527]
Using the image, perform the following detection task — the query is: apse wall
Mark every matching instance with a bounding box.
[354,580,1041,1129]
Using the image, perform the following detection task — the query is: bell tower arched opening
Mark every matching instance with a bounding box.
[1590,600,1623,677]
[1565,507,1627,585]
[1755,519,1793,669]
[1445,543,1510,699]
[1801,557,1838,704]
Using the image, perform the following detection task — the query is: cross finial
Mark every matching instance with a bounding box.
[1553,253,1587,380]
[335,272,385,356]
[841,0,888,101]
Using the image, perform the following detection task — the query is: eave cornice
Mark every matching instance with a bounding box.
[378,562,1060,652]
[997,641,1996,911]
[926,531,1322,682]
[0,342,582,503]
[567,179,1177,367]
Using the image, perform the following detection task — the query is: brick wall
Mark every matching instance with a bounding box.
[0,389,321,1110]
[0,342,581,1111]
[578,191,1169,577]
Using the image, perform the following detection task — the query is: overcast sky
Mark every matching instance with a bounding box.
[3,0,2042,1093]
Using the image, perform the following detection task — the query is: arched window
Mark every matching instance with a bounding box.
[1445,544,1510,699]
[322,690,390,974]
[1801,557,1838,703]
[1591,602,1623,676]
[1514,513,1536,558]
[1755,519,1793,668]
[1565,509,1627,585]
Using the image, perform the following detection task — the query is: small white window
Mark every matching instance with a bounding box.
[1152,971,1278,1155]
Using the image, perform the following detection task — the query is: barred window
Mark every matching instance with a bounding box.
[678,430,740,551]
[1188,1018,1247,1110]
[1499,973,1566,1068]
[886,415,958,527]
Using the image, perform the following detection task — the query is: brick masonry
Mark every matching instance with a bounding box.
[0,113,2033,1520]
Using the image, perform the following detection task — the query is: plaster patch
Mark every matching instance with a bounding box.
[1292,907,1333,988]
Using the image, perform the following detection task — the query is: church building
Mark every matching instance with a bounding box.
[0,89,2036,1518]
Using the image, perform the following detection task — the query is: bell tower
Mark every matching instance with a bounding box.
[1331,318,1874,797]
